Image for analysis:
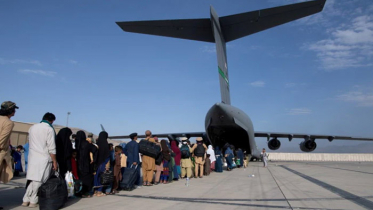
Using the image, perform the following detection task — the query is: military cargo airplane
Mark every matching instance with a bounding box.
[111,0,373,159]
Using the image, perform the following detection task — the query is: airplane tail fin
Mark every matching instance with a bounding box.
[210,6,231,104]
[116,0,326,105]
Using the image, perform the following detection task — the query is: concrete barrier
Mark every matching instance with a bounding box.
[268,153,373,162]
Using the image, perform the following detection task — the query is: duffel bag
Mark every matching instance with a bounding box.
[38,171,68,210]
[139,140,161,158]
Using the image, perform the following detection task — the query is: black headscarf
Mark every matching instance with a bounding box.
[161,140,171,161]
[56,127,73,175]
[96,131,110,166]
[75,130,86,152]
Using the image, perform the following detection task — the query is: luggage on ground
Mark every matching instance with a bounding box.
[232,160,237,168]
[139,140,161,158]
[120,165,138,191]
[38,171,68,210]
[74,179,82,194]
[100,170,114,185]
[65,171,74,197]
[236,159,241,166]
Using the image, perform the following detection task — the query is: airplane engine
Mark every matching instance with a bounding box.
[300,140,317,152]
[268,138,281,150]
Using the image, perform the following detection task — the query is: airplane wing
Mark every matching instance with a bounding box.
[254,132,373,142]
[109,132,206,140]
[110,131,373,142]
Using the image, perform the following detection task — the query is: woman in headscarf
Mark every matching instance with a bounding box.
[224,144,234,171]
[214,146,223,172]
[206,145,216,171]
[93,131,110,196]
[170,140,181,180]
[77,131,94,198]
[160,140,171,184]
[55,127,73,177]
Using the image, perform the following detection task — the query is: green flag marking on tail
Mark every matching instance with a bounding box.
[218,66,229,86]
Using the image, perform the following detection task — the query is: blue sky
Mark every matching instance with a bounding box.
[1,0,373,152]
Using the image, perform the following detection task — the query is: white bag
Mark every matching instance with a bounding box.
[65,171,74,197]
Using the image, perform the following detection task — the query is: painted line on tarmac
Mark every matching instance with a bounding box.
[280,165,373,210]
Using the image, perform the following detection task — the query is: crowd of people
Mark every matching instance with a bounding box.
[0,100,251,209]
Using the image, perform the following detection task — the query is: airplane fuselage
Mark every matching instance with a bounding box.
[205,103,261,158]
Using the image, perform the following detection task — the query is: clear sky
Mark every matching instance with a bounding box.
[1,0,373,152]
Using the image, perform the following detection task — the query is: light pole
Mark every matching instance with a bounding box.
[66,112,71,127]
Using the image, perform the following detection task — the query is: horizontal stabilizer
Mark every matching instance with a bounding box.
[221,0,326,42]
[116,19,214,42]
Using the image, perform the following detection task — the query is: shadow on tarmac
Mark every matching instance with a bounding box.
[114,194,356,210]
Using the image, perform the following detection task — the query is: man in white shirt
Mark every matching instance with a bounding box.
[22,113,58,208]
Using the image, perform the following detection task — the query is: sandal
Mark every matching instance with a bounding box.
[82,194,91,198]
[96,192,106,197]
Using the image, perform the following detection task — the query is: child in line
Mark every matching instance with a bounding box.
[243,157,248,168]
[112,146,123,193]
[161,159,169,184]
[13,145,23,176]
[71,150,79,180]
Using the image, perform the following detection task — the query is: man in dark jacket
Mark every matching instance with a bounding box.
[123,133,140,187]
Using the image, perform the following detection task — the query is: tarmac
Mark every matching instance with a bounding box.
[1,161,373,210]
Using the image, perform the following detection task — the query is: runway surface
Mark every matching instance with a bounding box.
[1,161,373,210]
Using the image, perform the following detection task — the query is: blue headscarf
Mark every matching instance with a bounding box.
[119,142,127,151]
[215,146,222,156]
[225,147,233,156]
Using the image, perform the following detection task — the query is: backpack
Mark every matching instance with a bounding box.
[180,145,190,159]
[194,144,205,157]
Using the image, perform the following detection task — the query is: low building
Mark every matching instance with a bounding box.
[10,121,120,146]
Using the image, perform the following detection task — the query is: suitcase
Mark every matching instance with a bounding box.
[120,165,138,191]
[139,140,161,158]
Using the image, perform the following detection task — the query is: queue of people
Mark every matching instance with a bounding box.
[0,100,250,209]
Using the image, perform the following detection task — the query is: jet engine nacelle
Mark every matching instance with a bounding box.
[300,140,317,152]
[268,138,281,150]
